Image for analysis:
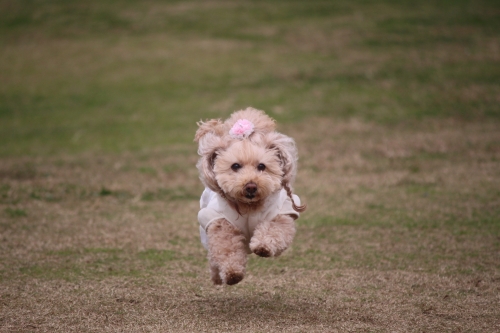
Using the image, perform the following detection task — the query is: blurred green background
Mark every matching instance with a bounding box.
[1,0,499,156]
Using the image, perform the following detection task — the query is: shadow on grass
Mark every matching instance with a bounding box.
[168,294,375,328]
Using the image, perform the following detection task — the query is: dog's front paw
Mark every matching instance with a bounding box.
[253,246,272,257]
[219,265,245,285]
[250,238,274,257]
[225,271,244,285]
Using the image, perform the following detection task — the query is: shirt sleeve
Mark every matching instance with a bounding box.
[198,206,225,231]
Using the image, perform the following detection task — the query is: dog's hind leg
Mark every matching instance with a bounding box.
[250,214,296,258]
[209,262,223,285]
[207,218,247,285]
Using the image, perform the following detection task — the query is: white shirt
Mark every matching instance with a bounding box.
[198,188,301,253]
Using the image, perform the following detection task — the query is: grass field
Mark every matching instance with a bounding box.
[1,0,499,331]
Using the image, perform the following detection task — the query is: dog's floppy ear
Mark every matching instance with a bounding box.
[266,132,306,212]
[266,132,298,185]
[194,119,224,142]
[195,119,226,193]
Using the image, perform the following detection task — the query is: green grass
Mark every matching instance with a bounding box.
[4,207,27,218]
[141,187,199,201]
[1,0,499,156]
[2,246,197,281]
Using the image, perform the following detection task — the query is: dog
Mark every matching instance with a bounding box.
[194,107,306,285]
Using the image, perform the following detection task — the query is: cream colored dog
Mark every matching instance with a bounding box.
[195,108,306,285]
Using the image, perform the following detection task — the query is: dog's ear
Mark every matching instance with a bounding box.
[195,119,226,192]
[194,119,224,142]
[266,132,298,185]
[266,132,306,212]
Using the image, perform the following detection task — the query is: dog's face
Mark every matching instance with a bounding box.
[195,108,301,211]
[213,140,283,206]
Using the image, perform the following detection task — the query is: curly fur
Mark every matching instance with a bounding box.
[207,219,247,285]
[195,107,306,285]
[249,214,296,257]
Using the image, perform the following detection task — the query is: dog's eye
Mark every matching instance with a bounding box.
[257,163,266,171]
[231,163,241,171]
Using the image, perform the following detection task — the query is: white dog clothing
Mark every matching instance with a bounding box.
[198,188,301,253]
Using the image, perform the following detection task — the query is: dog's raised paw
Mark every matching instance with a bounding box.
[252,245,272,257]
[250,238,274,257]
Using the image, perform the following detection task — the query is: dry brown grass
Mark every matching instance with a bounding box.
[1,117,499,332]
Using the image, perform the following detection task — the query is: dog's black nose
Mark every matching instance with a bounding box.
[245,183,257,195]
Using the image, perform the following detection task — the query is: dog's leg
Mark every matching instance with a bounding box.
[249,214,296,257]
[209,260,223,285]
[206,218,247,285]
